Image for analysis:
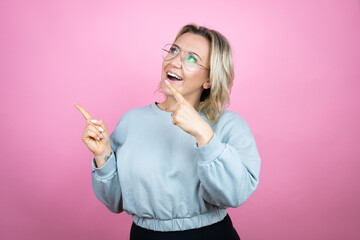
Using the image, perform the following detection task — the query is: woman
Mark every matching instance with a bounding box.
[75,24,261,240]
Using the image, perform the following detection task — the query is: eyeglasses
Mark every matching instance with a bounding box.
[162,44,209,72]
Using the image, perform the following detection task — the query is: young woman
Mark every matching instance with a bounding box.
[75,24,261,240]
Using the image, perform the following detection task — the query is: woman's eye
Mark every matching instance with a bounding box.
[169,47,178,54]
[187,55,198,63]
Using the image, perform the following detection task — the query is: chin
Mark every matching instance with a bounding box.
[160,83,171,95]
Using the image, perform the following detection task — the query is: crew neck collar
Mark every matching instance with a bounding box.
[151,102,172,116]
[151,102,205,117]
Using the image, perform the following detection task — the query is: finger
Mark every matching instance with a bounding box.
[89,119,107,132]
[88,124,101,136]
[85,129,101,141]
[90,129,104,139]
[164,80,186,103]
[74,104,93,120]
[88,124,105,139]
[87,119,106,133]
[86,125,104,140]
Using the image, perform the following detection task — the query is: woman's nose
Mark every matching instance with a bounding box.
[169,53,182,68]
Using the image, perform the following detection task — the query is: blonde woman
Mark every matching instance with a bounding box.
[75,24,261,240]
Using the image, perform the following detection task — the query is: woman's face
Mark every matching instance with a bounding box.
[161,32,211,102]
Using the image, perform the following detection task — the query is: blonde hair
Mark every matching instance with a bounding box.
[155,24,234,125]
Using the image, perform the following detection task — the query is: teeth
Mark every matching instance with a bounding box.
[167,72,182,80]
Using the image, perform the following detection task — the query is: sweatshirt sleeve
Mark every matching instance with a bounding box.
[91,118,125,214]
[195,113,261,208]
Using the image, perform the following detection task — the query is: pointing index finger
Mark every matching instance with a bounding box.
[74,104,93,120]
[165,80,185,103]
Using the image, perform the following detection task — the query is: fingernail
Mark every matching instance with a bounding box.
[99,133,104,138]
[97,137,100,140]
[91,119,97,123]
[98,127,104,132]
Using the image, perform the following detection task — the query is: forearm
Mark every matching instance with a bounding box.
[199,149,259,208]
[196,133,261,208]
[91,151,123,213]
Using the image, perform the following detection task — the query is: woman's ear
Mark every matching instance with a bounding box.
[203,79,211,89]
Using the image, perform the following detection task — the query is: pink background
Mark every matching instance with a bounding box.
[1,0,359,239]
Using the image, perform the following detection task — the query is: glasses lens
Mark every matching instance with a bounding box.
[162,44,202,72]
[183,53,198,72]
[162,44,178,61]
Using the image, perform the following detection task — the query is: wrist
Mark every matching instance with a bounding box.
[94,149,113,168]
[194,125,214,147]
[95,148,112,157]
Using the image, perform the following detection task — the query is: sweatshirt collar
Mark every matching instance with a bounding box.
[151,102,172,117]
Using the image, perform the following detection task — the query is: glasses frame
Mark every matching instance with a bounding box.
[162,44,210,72]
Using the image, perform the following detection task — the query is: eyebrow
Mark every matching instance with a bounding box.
[173,44,204,62]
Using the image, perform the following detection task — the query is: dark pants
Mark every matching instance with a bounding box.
[130,214,241,240]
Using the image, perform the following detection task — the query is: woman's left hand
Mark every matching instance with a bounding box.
[165,80,214,147]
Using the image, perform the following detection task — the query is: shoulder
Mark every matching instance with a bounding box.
[114,104,153,128]
[122,104,152,118]
[121,103,156,120]
[110,104,153,143]
[218,109,248,127]
[214,109,253,136]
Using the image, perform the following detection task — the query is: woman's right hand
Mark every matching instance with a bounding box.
[74,104,112,160]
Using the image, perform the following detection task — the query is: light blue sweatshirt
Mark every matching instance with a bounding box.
[91,102,261,231]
